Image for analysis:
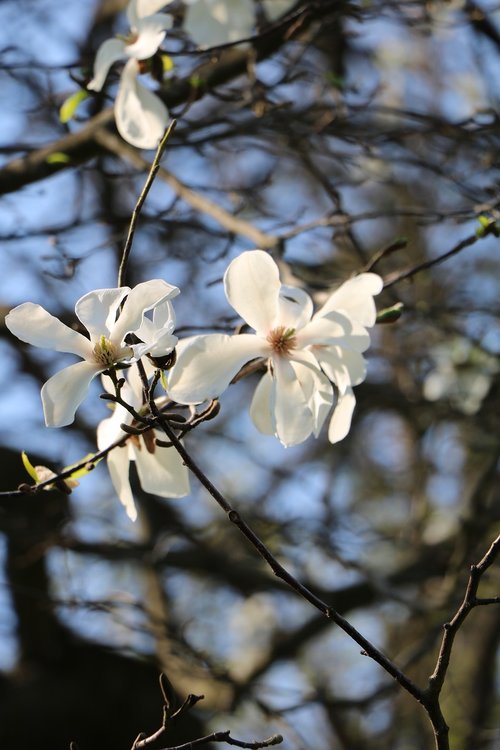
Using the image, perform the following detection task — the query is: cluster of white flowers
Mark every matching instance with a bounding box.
[86,0,297,148]
[6,251,382,518]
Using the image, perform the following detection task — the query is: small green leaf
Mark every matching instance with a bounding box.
[21,451,40,483]
[64,453,103,480]
[476,214,500,238]
[59,89,89,123]
[376,302,404,324]
[46,152,71,165]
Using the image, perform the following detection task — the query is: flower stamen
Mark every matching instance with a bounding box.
[92,335,121,368]
[267,326,297,356]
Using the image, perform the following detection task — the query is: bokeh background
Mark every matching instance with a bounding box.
[0,1,499,748]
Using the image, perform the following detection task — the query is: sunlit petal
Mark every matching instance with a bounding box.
[224,250,281,334]
[88,38,127,91]
[135,438,190,497]
[298,312,370,352]
[249,370,274,435]
[6,303,93,359]
[112,278,179,344]
[115,60,169,149]
[328,386,356,444]
[277,285,314,331]
[75,287,130,340]
[168,333,266,404]
[41,361,101,427]
[126,14,173,59]
[316,273,383,327]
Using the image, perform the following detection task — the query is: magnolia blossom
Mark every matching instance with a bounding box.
[5,280,179,428]
[88,0,173,148]
[97,365,189,521]
[184,0,255,48]
[168,250,382,447]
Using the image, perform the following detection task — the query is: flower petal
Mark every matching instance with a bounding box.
[111,278,179,345]
[298,311,371,352]
[249,370,275,435]
[316,273,383,327]
[135,438,190,498]
[168,333,266,404]
[289,350,333,436]
[115,60,169,149]
[314,345,367,392]
[272,357,315,447]
[277,285,314,331]
[224,250,281,335]
[88,38,127,92]
[75,287,130,341]
[6,302,93,359]
[328,386,356,443]
[41,361,101,427]
[134,0,175,18]
[106,445,137,521]
[135,299,177,357]
[126,14,173,59]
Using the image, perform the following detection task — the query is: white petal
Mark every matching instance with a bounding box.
[135,299,177,356]
[277,285,314,331]
[41,361,101,427]
[272,357,315,447]
[224,250,281,335]
[328,386,356,444]
[106,445,137,521]
[314,345,367,392]
[115,59,169,149]
[127,14,173,59]
[289,350,333,436]
[249,370,275,435]
[112,279,179,344]
[298,311,371,352]
[135,438,190,498]
[316,273,383,327]
[134,0,175,18]
[168,333,266,404]
[6,303,93,359]
[75,287,130,341]
[88,38,126,92]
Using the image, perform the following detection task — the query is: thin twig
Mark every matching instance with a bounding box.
[116,121,177,287]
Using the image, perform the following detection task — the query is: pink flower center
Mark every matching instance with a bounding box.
[266,326,297,357]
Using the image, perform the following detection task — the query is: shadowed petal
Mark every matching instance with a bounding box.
[106,445,137,521]
[316,273,383,327]
[272,357,315,447]
[88,38,127,91]
[289,350,333,436]
[277,286,314,331]
[135,438,190,498]
[328,386,356,444]
[298,311,370,352]
[224,250,281,334]
[314,345,367,392]
[41,361,101,427]
[249,370,274,435]
[6,303,93,359]
[134,0,175,18]
[115,60,169,149]
[168,333,266,404]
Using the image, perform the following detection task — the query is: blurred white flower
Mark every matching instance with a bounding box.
[97,365,190,521]
[168,250,382,447]
[184,0,255,48]
[6,280,179,427]
[88,0,173,148]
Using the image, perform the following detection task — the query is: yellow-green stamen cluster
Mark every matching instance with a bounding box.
[267,326,297,356]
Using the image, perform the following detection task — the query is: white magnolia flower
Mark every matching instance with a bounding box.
[5,280,179,428]
[184,0,255,48]
[168,250,382,447]
[97,365,190,521]
[88,0,173,148]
